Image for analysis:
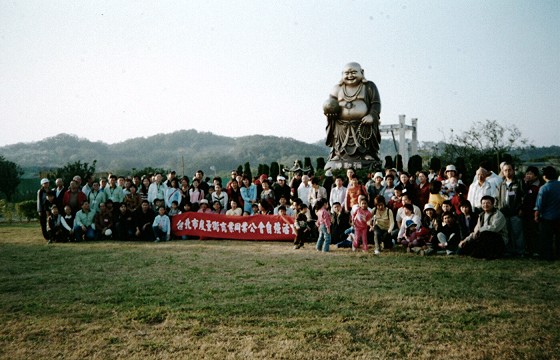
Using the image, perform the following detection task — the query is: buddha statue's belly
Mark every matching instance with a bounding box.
[340,100,368,120]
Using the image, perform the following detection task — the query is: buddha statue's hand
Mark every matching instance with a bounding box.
[361,114,380,126]
[325,113,338,121]
[361,114,374,125]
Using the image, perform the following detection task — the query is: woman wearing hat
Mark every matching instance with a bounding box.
[37,178,51,240]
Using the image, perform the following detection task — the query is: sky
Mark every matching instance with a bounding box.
[1,0,559,148]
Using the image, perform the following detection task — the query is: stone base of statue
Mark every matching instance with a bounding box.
[325,157,382,171]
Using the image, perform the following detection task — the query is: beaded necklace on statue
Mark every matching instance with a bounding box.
[342,82,363,109]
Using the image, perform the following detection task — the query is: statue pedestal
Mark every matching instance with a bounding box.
[325,159,381,171]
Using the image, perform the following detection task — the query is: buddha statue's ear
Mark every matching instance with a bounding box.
[361,69,368,82]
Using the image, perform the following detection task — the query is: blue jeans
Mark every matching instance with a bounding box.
[316,224,331,252]
[505,215,524,256]
[74,225,95,241]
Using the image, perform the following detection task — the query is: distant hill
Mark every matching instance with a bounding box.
[0,131,332,175]
[2,131,557,177]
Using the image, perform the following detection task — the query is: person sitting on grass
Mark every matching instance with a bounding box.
[371,195,394,253]
[395,203,421,245]
[330,202,350,247]
[115,203,135,241]
[458,196,508,259]
[152,206,171,242]
[94,202,114,240]
[436,211,461,255]
[197,199,212,213]
[73,201,96,242]
[60,205,75,242]
[226,200,243,216]
[135,200,156,241]
[46,205,64,244]
[212,200,226,214]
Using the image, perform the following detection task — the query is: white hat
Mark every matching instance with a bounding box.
[104,229,112,236]
[445,165,457,172]
[424,203,435,211]
[199,199,209,204]
[373,172,383,179]
[40,178,49,185]
[277,175,286,181]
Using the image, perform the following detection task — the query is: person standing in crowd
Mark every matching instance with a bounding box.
[138,177,151,202]
[496,162,525,257]
[329,176,347,210]
[522,166,541,257]
[87,181,106,215]
[240,176,257,214]
[308,177,328,211]
[37,178,51,240]
[366,172,386,208]
[147,173,166,206]
[534,166,560,261]
[273,175,292,204]
[315,199,332,252]
[226,178,244,210]
[63,180,87,215]
[415,170,430,210]
[53,178,66,211]
[105,175,124,211]
[467,168,498,214]
[297,175,312,206]
[164,178,181,210]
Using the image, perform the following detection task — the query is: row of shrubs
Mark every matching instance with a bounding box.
[0,200,37,223]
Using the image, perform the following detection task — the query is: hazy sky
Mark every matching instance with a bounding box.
[1,1,559,147]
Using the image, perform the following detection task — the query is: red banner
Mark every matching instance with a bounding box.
[171,212,295,240]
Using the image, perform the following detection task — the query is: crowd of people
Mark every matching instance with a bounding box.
[36,163,560,260]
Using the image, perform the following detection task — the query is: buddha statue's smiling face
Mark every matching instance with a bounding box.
[342,63,363,86]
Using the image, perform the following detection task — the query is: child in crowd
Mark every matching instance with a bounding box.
[293,212,309,249]
[61,205,75,241]
[46,205,64,243]
[352,198,373,253]
[168,200,182,217]
[152,206,171,242]
[315,199,332,252]
[402,220,431,253]
[436,211,461,255]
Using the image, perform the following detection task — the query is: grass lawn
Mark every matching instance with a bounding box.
[1,223,559,359]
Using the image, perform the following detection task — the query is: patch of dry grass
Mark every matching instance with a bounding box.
[1,224,559,359]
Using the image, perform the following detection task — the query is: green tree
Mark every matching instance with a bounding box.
[0,156,24,201]
[316,157,326,170]
[407,155,423,175]
[270,162,280,179]
[243,162,252,179]
[49,160,97,187]
[442,120,530,181]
